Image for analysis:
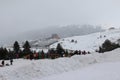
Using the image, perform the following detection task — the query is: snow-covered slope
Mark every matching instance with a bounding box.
[39,62,120,80]
[1,48,120,80]
[50,29,120,52]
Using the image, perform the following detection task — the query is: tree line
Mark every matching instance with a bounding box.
[97,39,120,53]
[0,41,31,60]
[0,41,91,60]
[1,39,119,60]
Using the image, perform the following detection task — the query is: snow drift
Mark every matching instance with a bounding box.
[39,62,120,80]
[1,48,120,80]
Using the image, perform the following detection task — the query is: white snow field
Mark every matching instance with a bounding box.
[38,62,120,80]
[1,48,120,80]
[50,29,120,52]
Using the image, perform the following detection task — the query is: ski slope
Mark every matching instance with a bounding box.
[50,29,120,52]
[1,48,120,80]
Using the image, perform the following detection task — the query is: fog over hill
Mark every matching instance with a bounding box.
[17,25,104,39]
[2,25,104,46]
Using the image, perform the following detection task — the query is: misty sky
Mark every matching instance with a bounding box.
[0,0,120,39]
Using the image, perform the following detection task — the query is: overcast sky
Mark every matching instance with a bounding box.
[0,0,120,39]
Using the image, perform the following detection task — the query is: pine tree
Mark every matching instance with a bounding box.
[0,47,8,60]
[13,41,20,53]
[99,39,120,53]
[56,43,64,57]
[23,41,31,56]
[23,41,31,49]
[0,47,5,59]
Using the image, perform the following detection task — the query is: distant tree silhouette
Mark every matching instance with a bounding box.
[56,43,65,57]
[23,41,31,56]
[0,47,9,60]
[71,39,74,42]
[23,41,31,49]
[13,41,21,58]
[98,39,120,53]
[13,41,20,53]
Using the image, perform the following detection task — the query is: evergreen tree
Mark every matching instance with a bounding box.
[56,43,64,57]
[0,47,4,59]
[8,49,14,59]
[13,41,20,53]
[23,41,31,56]
[4,48,8,60]
[0,47,8,60]
[98,39,120,53]
[23,41,31,49]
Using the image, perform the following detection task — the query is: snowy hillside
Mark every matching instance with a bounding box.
[1,48,120,80]
[8,25,103,44]
[50,29,120,52]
